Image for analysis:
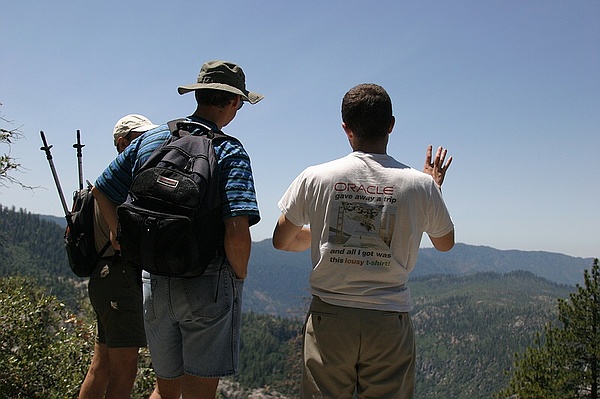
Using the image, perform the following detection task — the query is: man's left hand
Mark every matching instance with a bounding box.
[423,145,453,187]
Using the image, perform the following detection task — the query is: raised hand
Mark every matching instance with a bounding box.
[423,145,453,187]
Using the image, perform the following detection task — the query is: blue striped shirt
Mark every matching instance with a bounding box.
[95,117,260,226]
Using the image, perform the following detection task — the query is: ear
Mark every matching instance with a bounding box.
[342,122,356,148]
[116,137,129,154]
[388,116,395,134]
[342,122,353,138]
[233,95,242,109]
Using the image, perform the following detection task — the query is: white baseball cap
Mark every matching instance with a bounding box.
[112,114,158,146]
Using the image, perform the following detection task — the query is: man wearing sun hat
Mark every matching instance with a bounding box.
[92,60,263,399]
[80,114,157,398]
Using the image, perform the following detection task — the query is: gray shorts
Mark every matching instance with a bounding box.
[142,262,244,379]
[88,256,146,348]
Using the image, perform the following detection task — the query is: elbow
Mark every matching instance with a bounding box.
[271,224,292,251]
[272,238,282,250]
[272,232,301,252]
[272,217,310,252]
[434,241,455,252]
[272,236,289,251]
[430,230,455,252]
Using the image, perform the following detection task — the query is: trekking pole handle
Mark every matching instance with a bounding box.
[74,129,85,190]
[40,130,53,160]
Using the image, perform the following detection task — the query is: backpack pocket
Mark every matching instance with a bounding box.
[117,203,204,277]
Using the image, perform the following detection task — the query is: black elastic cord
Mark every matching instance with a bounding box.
[213,257,226,302]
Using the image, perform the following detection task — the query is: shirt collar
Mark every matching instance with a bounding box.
[187,115,219,132]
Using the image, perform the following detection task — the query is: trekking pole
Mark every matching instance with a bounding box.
[40,131,75,228]
[73,129,85,190]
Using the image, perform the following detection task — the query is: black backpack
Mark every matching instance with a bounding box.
[65,185,112,277]
[40,129,112,278]
[116,119,234,277]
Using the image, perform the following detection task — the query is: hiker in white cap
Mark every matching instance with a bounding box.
[80,114,156,398]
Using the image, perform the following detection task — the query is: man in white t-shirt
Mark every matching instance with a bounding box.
[273,83,455,399]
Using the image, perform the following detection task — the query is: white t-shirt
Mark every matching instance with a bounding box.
[278,151,454,312]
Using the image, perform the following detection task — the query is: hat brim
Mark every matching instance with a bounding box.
[177,82,264,104]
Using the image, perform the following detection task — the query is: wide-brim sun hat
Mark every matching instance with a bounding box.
[177,60,264,104]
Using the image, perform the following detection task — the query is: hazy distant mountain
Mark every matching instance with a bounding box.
[18,209,597,316]
[413,243,592,286]
[244,239,594,316]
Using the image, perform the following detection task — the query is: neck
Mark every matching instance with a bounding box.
[351,137,388,154]
[352,145,387,154]
[191,106,228,130]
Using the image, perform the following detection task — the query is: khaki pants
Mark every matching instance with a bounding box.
[302,296,415,399]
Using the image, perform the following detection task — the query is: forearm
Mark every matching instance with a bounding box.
[223,216,251,279]
[272,214,311,252]
[91,186,120,249]
[275,226,311,252]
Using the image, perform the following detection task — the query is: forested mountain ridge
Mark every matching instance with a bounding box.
[0,205,85,310]
[0,205,592,398]
[231,271,575,399]
[410,272,573,398]
[2,205,593,317]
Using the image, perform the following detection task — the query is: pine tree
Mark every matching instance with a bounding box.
[498,258,600,398]
[558,258,600,398]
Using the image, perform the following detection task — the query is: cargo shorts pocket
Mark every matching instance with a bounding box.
[142,276,157,321]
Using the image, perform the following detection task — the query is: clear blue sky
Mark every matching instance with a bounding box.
[2,1,599,258]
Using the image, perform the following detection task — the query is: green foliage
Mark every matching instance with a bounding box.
[0,205,85,312]
[498,258,600,399]
[0,275,92,398]
[132,348,157,398]
[0,275,157,399]
[0,208,157,398]
[236,312,302,396]
[498,327,573,399]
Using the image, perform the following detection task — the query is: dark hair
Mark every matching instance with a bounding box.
[195,89,238,107]
[341,84,393,139]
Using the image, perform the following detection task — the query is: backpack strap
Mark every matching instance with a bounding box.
[167,119,214,138]
[166,119,234,141]
[97,240,112,259]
